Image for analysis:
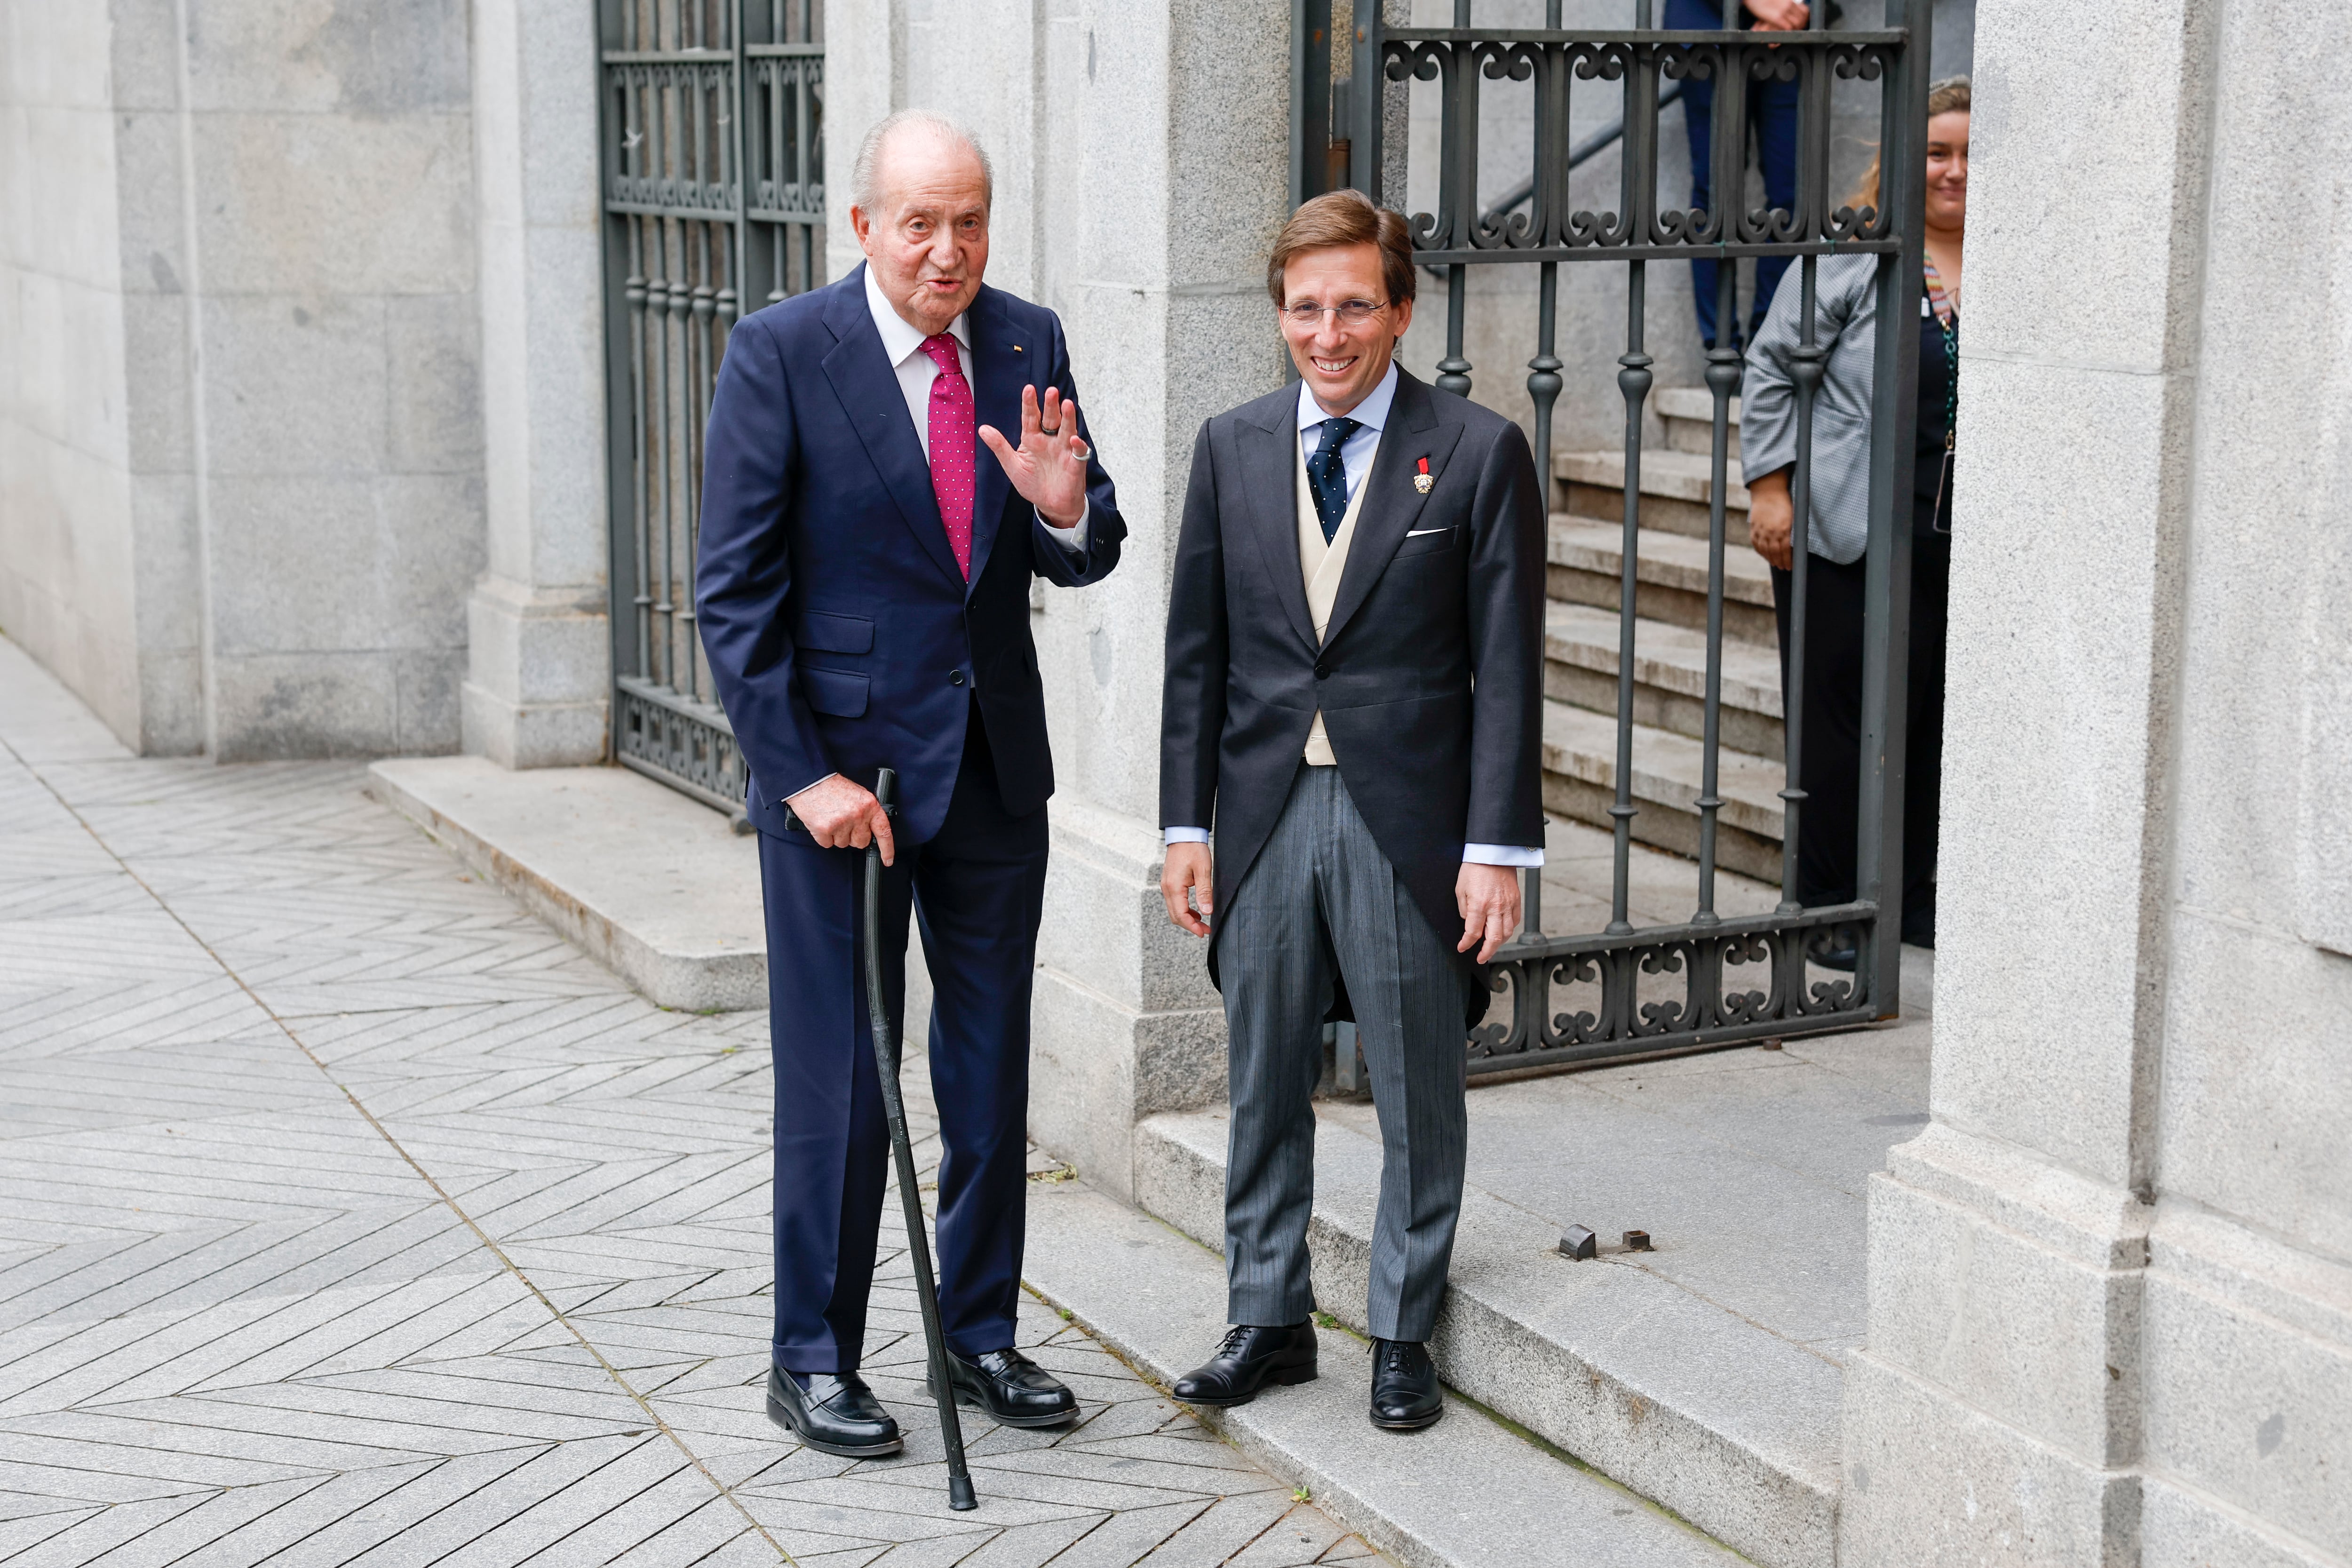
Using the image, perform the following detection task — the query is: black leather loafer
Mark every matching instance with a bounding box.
[1368,1338,1443,1431]
[1171,1321,1319,1407]
[927,1346,1079,1428]
[765,1367,904,1457]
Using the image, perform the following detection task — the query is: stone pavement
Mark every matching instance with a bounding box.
[0,635,1380,1567]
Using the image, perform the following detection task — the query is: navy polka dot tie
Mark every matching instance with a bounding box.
[1305,416,1360,543]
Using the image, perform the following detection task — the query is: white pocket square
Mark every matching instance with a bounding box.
[1405,527,1447,537]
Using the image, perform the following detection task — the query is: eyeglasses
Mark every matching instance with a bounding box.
[1280,299,1388,327]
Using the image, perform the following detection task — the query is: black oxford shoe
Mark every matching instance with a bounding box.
[1171,1321,1319,1407]
[1368,1338,1443,1431]
[927,1346,1079,1428]
[765,1367,903,1457]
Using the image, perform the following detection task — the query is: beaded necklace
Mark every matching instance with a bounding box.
[1923,254,1960,533]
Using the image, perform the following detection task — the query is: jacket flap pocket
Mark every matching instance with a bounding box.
[796,611,874,654]
[801,667,870,717]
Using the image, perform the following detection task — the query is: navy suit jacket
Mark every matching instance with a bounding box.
[696,266,1124,844]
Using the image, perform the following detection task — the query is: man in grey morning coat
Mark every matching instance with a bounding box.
[1156,188,1546,1432]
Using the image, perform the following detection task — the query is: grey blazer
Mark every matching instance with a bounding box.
[1740,252,1881,565]
[1159,368,1546,1010]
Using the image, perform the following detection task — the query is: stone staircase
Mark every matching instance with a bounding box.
[1545,388,1789,883]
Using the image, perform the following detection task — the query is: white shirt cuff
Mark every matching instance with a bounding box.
[784,773,841,808]
[1040,500,1089,554]
[1464,842,1543,868]
[1163,827,1209,845]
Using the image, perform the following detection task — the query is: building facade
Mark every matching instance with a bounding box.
[0,2,2343,1563]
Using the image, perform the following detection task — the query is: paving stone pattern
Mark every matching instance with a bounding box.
[0,644,1380,1568]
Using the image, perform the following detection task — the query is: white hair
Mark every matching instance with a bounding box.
[850,110,994,214]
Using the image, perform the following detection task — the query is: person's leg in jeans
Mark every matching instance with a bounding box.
[1666,0,1724,346]
[1746,66,1804,338]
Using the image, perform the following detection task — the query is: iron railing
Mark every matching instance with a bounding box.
[597,0,824,813]
[1301,0,1927,1076]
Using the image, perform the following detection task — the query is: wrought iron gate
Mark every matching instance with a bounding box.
[597,0,824,813]
[1298,0,1929,1073]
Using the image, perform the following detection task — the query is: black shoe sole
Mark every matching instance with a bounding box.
[927,1380,1080,1428]
[1172,1361,1319,1408]
[1369,1403,1444,1432]
[764,1388,906,1457]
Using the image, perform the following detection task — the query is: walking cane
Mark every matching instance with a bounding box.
[861,768,978,1512]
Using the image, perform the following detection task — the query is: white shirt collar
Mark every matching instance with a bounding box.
[1295,359,1399,435]
[863,261,970,366]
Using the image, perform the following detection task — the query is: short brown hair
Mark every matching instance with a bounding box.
[1266,189,1417,310]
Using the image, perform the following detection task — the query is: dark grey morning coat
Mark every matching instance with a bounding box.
[1158,367,1547,1019]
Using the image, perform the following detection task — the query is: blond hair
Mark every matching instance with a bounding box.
[1847,76,1971,220]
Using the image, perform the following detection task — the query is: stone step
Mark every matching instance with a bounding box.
[1122,1107,1845,1568]
[367,756,765,1011]
[1547,600,1784,759]
[1557,447,1752,545]
[1656,387,1742,457]
[1543,696,1786,883]
[1022,1177,1753,1568]
[1550,514,1780,648]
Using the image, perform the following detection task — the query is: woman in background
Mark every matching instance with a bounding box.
[1741,75,1969,954]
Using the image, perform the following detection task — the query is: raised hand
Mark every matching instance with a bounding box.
[979,384,1092,529]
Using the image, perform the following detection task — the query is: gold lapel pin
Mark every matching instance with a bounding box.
[1414,456,1433,494]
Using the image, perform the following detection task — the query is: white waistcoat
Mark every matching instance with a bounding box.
[1295,441,1370,766]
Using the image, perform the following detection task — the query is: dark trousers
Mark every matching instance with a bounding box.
[757,710,1049,1372]
[1770,535,1949,943]
[1667,0,1802,347]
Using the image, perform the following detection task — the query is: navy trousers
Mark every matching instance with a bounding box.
[757,709,1049,1373]
[1667,0,1802,347]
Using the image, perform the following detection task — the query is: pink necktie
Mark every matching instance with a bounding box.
[919,333,974,580]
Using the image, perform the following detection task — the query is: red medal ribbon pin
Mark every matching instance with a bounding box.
[1414,456,1433,494]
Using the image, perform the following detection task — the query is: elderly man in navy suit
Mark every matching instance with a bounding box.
[696,111,1124,1457]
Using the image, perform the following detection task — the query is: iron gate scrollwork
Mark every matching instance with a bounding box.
[1299,0,1928,1075]
[597,0,824,813]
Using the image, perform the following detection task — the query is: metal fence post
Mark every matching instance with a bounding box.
[1855,0,1930,1016]
[1351,0,1385,200]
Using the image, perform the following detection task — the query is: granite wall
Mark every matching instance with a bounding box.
[0,1,157,749]
[0,0,486,760]
[1839,3,2352,1564]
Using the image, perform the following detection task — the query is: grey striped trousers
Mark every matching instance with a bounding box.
[1217,764,1468,1342]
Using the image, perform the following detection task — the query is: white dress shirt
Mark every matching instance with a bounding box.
[862,264,1086,553]
[1163,362,1542,869]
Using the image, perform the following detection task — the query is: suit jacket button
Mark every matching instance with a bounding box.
[1313,662,1330,680]
[950,669,967,687]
